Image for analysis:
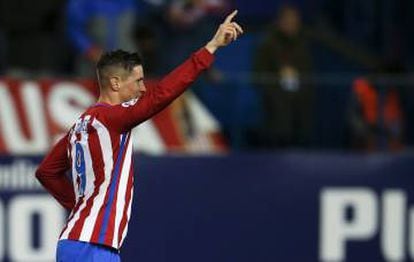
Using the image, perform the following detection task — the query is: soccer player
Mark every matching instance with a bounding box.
[35,10,243,262]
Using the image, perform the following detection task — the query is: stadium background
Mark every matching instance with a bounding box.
[1,0,414,261]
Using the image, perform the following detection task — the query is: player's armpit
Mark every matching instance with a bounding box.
[35,134,76,211]
[104,48,215,133]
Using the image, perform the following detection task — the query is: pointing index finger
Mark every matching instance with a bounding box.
[224,10,238,24]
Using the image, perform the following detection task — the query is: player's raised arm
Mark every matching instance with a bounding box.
[104,10,244,132]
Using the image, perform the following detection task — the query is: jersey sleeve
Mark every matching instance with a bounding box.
[35,134,76,211]
[104,47,215,133]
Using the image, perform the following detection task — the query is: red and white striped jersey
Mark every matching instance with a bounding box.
[59,109,135,249]
[35,48,214,250]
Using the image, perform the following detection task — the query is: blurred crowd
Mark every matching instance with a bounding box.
[0,0,232,77]
[1,0,414,153]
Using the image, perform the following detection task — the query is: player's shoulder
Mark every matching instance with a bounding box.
[83,106,112,126]
[84,104,108,117]
[83,103,127,133]
[87,100,138,114]
[76,100,139,134]
[69,106,108,132]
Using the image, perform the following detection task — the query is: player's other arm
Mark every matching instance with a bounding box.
[35,135,76,211]
[108,10,244,132]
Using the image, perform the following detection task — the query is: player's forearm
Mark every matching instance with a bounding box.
[36,170,76,210]
[205,41,219,54]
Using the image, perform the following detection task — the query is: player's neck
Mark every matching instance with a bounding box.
[97,93,121,106]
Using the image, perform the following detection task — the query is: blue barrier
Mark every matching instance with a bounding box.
[0,153,413,261]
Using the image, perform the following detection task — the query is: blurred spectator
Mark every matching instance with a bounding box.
[0,0,66,77]
[167,0,228,29]
[133,25,160,78]
[253,4,313,148]
[162,0,230,72]
[347,62,405,152]
[0,1,5,74]
[0,29,6,75]
[401,97,414,147]
[66,0,138,77]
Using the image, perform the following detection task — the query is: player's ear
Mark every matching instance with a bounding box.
[109,76,121,91]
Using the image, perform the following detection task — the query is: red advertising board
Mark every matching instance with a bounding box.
[0,78,225,155]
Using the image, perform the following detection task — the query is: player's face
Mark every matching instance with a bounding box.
[120,65,146,102]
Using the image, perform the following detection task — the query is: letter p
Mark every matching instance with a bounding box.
[319,188,378,261]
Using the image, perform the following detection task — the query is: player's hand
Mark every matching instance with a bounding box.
[205,10,244,53]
